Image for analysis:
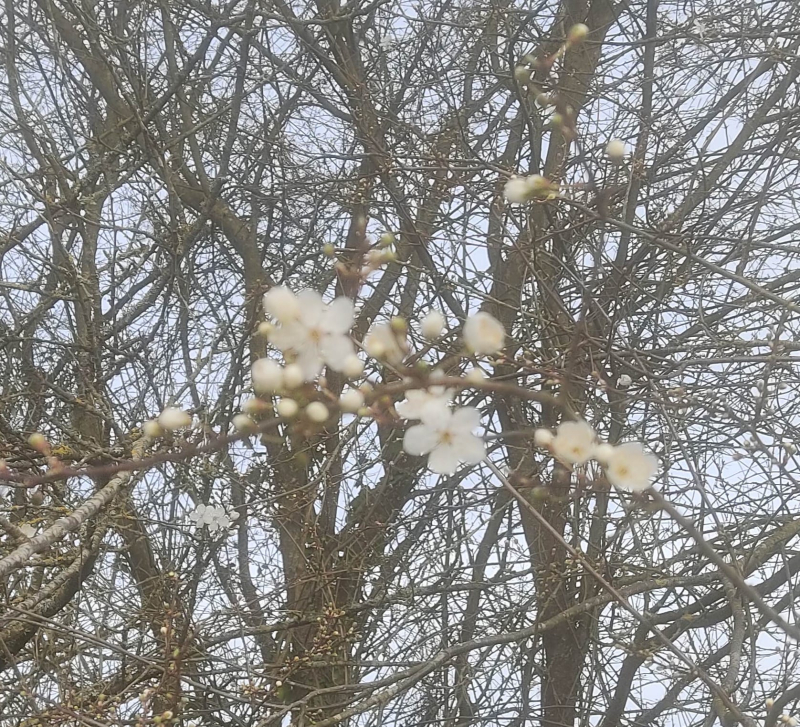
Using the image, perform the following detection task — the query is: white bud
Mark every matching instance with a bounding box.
[616,374,632,389]
[766,699,775,710]
[252,358,284,393]
[242,397,269,416]
[465,368,487,385]
[306,402,330,422]
[594,443,615,465]
[158,407,192,431]
[420,310,445,340]
[342,355,364,378]
[534,429,553,447]
[283,363,305,390]
[257,321,274,337]
[233,414,257,433]
[567,23,589,44]
[143,420,163,438]
[783,441,797,455]
[339,389,365,412]
[276,398,299,418]
[606,139,627,160]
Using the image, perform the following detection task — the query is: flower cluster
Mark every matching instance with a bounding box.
[188,504,240,534]
[263,287,360,380]
[534,421,658,492]
[135,284,656,485]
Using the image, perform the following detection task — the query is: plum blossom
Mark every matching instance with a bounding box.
[403,405,486,474]
[463,312,505,355]
[189,504,240,534]
[396,387,452,421]
[603,442,658,492]
[550,420,597,465]
[266,289,356,380]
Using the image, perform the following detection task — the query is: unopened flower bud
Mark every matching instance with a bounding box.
[143,420,163,438]
[283,364,305,390]
[158,407,192,431]
[276,398,299,418]
[567,23,589,44]
[28,433,50,454]
[233,414,257,433]
[606,139,627,161]
[306,402,329,422]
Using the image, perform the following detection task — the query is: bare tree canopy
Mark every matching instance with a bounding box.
[2,0,800,725]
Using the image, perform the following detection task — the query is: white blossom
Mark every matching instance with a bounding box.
[550,420,596,465]
[396,387,452,420]
[158,407,192,431]
[420,310,445,340]
[276,398,299,418]
[616,374,632,389]
[263,285,301,323]
[403,406,486,474]
[252,358,284,393]
[364,322,407,364]
[189,504,240,534]
[606,139,627,160]
[339,389,364,412]
[603,442,658,492]
[267,290,356,380]
[306,401,329,422]
[463,312,505,355]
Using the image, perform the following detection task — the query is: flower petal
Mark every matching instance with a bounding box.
[296,290,325,325]
[427,444,462,474]
[322,333,355,367]
[325,297,355,333]
[269,323,302,353]
[450,406,481,433]
[403,424,435,456]
[456,433,486,465]
[418,402,452,428]
[296,348,324,380]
